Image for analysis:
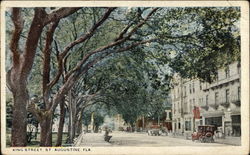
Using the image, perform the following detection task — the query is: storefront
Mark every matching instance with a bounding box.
[231,115,241,136]
[185,120,191,131]
[205,116,222,128]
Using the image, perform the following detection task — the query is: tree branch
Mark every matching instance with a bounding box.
[43,21,60,94]
[47,7,116,89]
[114,22,133,41]
[10,8,24,66]
[64,8,158,80]
[27,102,42,122]
[44,8,81,25]
[20,8,47,78]
[59,7,116,58]
[49,8,158,112]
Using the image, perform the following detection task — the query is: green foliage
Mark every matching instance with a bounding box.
[93,113,104,128]
[164,7,240,83]
[6,7,240,142]
[82,110,91,126]
[80,47,171,126]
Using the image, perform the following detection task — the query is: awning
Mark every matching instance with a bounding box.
[202,111,224,118]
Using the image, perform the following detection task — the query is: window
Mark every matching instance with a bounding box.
[193,82,195,93]
[189,100,192,112]
[238,87,241,100]
[184,102,188,112]
[200,119,203,126]
[177,102,180,113]
[189,84,192,94]
[200,81,202,90]
[225,67,230,78]
[184,86,186,96]
[185,121,191,131]
[173,104,175,114]
[215,92,219,105]
[199,98,203,105]
[226,89,230,103]
[206,95,209,106]
[237,62,241,74]
[193,99,195,105]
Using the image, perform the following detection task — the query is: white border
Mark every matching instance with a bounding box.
[1,1,249,155]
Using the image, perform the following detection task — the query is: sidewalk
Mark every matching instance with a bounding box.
[168,134,241,146]
[214,136,241,146]
[74,133,111,147]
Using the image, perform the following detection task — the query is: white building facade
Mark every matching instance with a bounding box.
[171,61,241,137]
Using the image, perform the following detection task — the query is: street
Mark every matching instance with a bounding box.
[76,131,232,147]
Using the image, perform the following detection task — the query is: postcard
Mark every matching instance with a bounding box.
[1,1,249,155]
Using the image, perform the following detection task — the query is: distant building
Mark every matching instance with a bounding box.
[165,107,172,131]
[136,105,172,131]
[102,114,129,131]
[171,61,241,137]
[113,114,128,131]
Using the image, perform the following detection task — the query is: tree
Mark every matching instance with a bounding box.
[82,109,92,132]
[7,8,81,146]
[81,105,105,133]
[26,7,158,146]
[6,7,240,146]
[79,49,170,129]
[162,7,240,82]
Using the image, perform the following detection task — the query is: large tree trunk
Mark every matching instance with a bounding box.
[76,109,84,136]
[40,114,53,146]
[76,119,82,136]
[68,90,77,144]
[56,98,66,146]
[11,89,29,146]
[7,8,81,147]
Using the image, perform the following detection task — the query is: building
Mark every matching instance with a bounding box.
[136,105,172,131]
[164,107,172,131]
[113,114,128,131]
[171,61,241,137]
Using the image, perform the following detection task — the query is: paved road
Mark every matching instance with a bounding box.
[76,131,230,147]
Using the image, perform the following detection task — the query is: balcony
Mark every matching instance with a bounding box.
[203,73,240,90]
[220,101,230,108]
[201,105,209,111]
[209,104,219,110]
[183,111,190,115]
[231,95,241,107]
